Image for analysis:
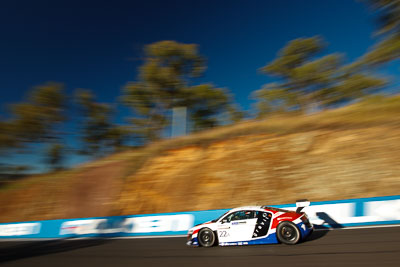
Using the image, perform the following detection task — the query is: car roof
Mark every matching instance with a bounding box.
[228,206,263,212]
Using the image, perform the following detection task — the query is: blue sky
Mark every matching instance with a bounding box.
[0,0,396,171]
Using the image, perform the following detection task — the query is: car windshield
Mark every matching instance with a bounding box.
[211,211,229,222]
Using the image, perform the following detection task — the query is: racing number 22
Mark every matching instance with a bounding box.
[219,231,229,237]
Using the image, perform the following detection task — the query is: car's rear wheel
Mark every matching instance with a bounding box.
[198,228,215,247]
[277,221,300,245]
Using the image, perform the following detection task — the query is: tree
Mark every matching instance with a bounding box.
[259,37,342,112]
[106,125,131,152]
[227,104,245,124]
[360,0,400,66]
[75,89,114,156]
[186,84,231,131]
[46,143,64,171]
[0,121,17,152]
[9,82,66,144]
[252,84,298,117]
[254,37,386,117]
[0,82,67,170]
[122,81,168,142]
[122,40,236,141]
[369,0,400,35]
[0,163,33,178]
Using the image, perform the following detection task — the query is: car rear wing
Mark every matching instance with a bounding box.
[296,199,310,213]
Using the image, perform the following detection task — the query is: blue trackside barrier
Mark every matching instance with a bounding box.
[0,195,399,239]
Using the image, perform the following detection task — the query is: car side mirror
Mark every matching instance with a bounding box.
[221,219,228,224]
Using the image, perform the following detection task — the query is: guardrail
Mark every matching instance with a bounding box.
[1,195,399,239]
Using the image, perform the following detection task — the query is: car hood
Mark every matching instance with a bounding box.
[188,221,217,232]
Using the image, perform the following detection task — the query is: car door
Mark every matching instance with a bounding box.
[252,211,272,239]
[217,210,258,243]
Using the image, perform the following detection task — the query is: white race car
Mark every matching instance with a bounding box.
[187,200,313,247]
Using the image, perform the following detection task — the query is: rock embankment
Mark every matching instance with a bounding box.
[119,125,400,215]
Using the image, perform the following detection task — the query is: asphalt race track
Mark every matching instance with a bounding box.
[0,227,399,267]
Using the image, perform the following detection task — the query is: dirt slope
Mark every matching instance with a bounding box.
[118,125,400,215]
[0,97,399,222]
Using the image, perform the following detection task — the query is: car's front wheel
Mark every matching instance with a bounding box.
[276,221,300,245]
[198,228,215,247]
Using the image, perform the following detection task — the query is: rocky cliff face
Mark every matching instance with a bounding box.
[118,125,400,215]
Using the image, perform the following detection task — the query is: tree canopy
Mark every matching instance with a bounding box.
[122,40,237,142]
[356,1,400,66]
[1,82,66,148]
[254,37,387,117]
[75,89,127,156]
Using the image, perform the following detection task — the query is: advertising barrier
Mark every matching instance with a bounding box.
[0,195,399,239]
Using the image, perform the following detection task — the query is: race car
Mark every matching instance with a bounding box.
[187,200,313,247]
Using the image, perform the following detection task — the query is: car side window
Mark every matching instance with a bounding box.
[224,211,255,222]
[221,214,231,223]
